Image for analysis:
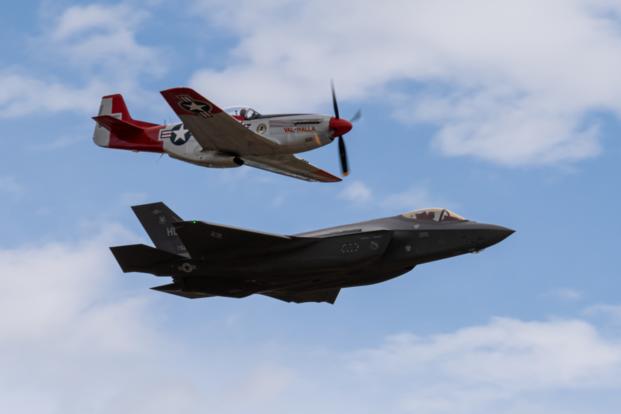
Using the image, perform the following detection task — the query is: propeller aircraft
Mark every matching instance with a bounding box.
[92,84,359,182]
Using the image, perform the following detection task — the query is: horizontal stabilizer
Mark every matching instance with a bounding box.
[262,288,341,304]
[110,244,182,273]
[173,220,297,258]
[93,115,144,137]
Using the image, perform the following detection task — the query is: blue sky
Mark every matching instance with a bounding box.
[2,1,621,413]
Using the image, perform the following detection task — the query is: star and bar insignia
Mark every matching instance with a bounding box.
[159,124,191,145]
[177,95,213,118]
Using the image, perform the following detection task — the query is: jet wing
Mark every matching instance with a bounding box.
[242,154,341,183]
[160,87,278,155]
[151,283,253,299]
[261,288,341,304]
[151,283,216,299]
[152,282,339,303]
[173,220,307,259]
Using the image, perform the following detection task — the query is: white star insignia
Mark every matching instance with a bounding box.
[171,126,189,143]
[188,101,206,112]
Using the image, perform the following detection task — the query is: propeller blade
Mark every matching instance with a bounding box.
[338,136,349,176]
[350,109,362,123]
[331,80,340,119]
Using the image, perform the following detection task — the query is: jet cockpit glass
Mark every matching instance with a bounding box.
[226,107,261,120]
[402,208,466,222]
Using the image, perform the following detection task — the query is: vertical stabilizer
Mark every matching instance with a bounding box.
[93,94,133,147]
[131,202,190,257]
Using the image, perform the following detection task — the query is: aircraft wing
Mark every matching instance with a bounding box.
[241,154,341,183]
[160,87,278,155]
[261,288,341,304]
[151,283,217,299]
[151,283,254,300]
[152,283,340,304]
[172,220,307,259]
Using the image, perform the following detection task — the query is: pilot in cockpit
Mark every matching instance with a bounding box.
[240,108,258,120]
[402,208,467,222]
[227,107,260,121]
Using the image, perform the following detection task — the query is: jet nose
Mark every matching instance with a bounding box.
[476,225,515,249]
[329,117,353,137]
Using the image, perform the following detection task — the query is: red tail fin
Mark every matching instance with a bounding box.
[106,94,132,120]
[92,94,163,152]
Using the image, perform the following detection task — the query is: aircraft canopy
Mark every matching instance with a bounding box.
[225,107,262,120]
[402,208,466,222]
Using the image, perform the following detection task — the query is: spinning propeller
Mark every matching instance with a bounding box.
[329,81,360,177]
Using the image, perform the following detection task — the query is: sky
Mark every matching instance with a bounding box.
[1,0,621,413]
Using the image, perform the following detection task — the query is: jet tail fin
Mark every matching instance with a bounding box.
[110,244,182,274]
[131,202,190,257]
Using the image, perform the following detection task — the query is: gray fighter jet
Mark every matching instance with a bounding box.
[111,203,514,304]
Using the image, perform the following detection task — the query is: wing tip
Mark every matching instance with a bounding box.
[317,170,342,183]
[160,87,193,96]
[159,87,223,115]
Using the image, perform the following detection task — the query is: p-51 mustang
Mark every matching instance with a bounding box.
[92,84,358,182]
[111,202,514,304]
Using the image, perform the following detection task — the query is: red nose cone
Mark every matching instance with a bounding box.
[329,117,353,137]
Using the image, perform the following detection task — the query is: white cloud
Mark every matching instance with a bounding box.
[0,3,162,118]
[48,4,162,78]
[0,224,145,342]
[0,225,188,413]
[346,317,621,414]
[0,72,105,118]
[339,180,373,204]
[351,318,621,387]
[190,0,621,165]
[584,304,621,323]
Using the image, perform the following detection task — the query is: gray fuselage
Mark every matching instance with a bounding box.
[161,215,513,295]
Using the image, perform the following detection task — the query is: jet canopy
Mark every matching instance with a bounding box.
[226,107,262,120]
[402,208,466,222]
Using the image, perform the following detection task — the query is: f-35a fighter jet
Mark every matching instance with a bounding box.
[111,203,514,304]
